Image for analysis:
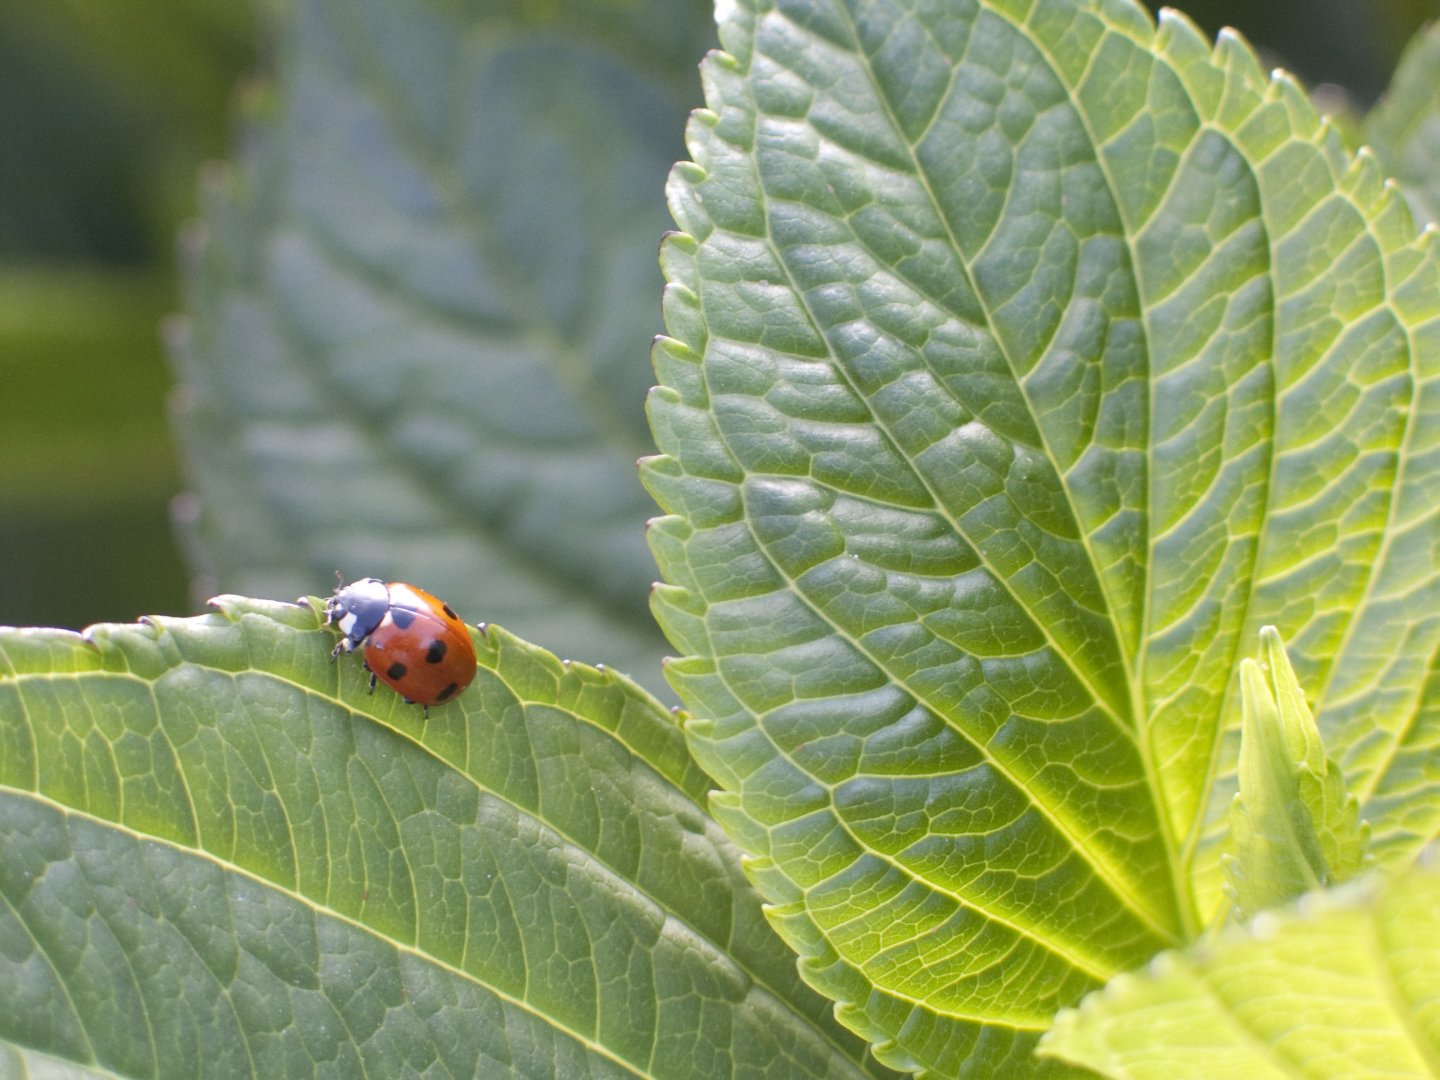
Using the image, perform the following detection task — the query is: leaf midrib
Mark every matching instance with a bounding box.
[731,1,1182,945]
[1012,5,1286,936]
[327,1,660,461]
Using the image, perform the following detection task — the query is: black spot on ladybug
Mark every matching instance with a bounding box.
[387,662,408,680]
[436,682,459,702]
[442,604,458,620]
[426,639,448,664]
[390,608,417,630]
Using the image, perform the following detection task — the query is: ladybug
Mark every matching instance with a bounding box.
[324,578,477,715]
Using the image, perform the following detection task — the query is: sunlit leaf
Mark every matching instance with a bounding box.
[645,0,1440,1072]
[1224,627,1368,920]
[1040,859,1440,1079]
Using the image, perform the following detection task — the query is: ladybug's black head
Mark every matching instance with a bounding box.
[325,577,390,649]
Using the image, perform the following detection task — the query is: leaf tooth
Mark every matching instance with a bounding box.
[1154,5,1208,55]
[658,240,700,298]
[682,711,716,742]
[665,175,713,245]
[658,286,701,328]
[650,336,707,399]
[1346,145,1392,210]
[1213,26,1265,85]
[650,585,707,651]
[671,159,709,186]
[704,48,743,78]
[1271,68,1330,144]
[747,858,804,908]
[660,226,698,254]
[646,393,746,484]
[709,787,767,843]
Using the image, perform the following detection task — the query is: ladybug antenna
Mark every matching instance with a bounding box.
[334,569,345,587]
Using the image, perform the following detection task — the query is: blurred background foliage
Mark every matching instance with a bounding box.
[0,0,254,628]
[1,0,1434,631]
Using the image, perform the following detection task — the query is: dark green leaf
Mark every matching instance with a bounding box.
[0,598,894,1079]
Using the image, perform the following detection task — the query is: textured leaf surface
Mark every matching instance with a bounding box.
[1040,860,1440,1078]
[0,599,895,1079]
[1367,21,1440,227]
[1224,628,1368,920]
[645,0,1440,1073]
[168,0,718,690]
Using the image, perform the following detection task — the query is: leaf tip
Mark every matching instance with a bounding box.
[659,229,698,256]
[684,713,715,739]
[206,595,246,622]
[673,159,709,185]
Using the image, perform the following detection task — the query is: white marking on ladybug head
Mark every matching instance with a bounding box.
[353,578,389,604]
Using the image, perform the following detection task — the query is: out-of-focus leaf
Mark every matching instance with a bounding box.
[645,0,1440,1072]
[3,0,252,135]
[1224,627,1368,920]
[0,270,179,507]
[0,269,189,627]
[169,0,717,690]
[1367,20,1440,226]
[1040,859,1440,1078]
[0,597,898,1079]
[0,0,253,262]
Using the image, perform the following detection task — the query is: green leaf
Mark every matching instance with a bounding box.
[1224,627,1369,920]
[0,269,179,509]
[0,599,894,1079]
[0,269,191,628]
[645,0,1440,1072]
[168,0,719,690]
[1367,21,1440,227]
[0,0,248,263]
[1039,859,1440,1078]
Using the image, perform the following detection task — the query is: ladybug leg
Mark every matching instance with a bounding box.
[330,635,362,662]
[362,662,377,694]
[422,705,430,720]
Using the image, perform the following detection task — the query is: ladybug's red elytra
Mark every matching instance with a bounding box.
[325,578,477,715]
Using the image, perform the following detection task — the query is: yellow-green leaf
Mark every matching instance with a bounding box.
[646,0,1440,1072]
[1224,627,1369,920]
[1041,860,1440,1078]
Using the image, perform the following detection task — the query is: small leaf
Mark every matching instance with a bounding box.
[1367,21,1440,226]
[0,599,895,1079]
[1040,859,1440,1079]
[1224,627,1369,920]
